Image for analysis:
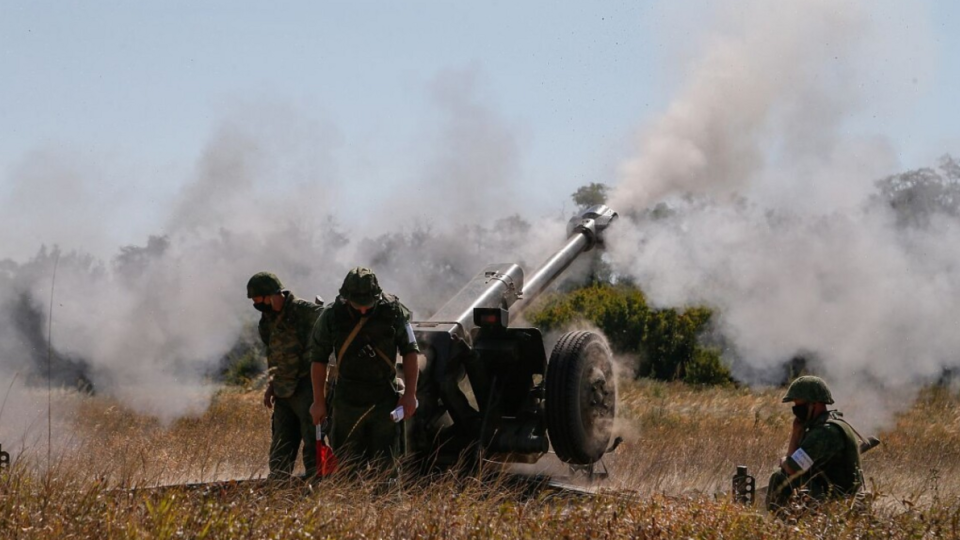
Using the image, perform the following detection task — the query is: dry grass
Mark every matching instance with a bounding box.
[611,380,960,510]
[2,380,960,538]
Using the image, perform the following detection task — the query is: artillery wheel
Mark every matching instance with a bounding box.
[545,331,617,465]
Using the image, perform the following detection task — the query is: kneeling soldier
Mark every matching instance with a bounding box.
[766,376,864,512]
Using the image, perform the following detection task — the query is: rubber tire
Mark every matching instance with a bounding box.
[546,331,617,465]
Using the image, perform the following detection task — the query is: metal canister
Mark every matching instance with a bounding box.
[732,465,755,505]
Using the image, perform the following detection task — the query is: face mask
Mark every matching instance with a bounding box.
[792,404,810,421]
[253,302,272,313]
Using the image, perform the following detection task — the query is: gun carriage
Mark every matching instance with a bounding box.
[408,205,619,471]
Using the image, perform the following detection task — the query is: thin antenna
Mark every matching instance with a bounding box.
[47,251,60,471]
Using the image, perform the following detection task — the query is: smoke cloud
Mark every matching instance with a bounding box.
[0,82,566,438]
[609,0,952,431]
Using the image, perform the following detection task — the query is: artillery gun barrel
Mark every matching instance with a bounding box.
[511,204,617,317]
[509,232,589,318]
[421,205,617,337]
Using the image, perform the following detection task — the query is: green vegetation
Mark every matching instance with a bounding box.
[571,182,609,209]
[528,283,732,385]
[218,322,266,387]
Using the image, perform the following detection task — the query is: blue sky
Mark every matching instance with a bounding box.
[1,1,958,259]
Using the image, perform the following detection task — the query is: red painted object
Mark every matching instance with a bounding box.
[316,425,337,477]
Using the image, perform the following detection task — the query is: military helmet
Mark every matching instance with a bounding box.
[339,267,382,306]
[247,272,283,298]
[782,375,835,404]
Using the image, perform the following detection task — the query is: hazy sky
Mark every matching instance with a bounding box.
[2,1,957,261]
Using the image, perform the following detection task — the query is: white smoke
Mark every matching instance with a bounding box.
[609,0,951,431]
[0,83,566,428]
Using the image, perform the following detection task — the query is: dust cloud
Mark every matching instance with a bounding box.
[608,0,953,431]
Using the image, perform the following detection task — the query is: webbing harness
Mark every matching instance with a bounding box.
[336,316,397,375]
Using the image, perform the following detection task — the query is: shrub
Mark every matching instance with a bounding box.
[684,347,733,386]
[528,283,723,384]
[218,321,265,386]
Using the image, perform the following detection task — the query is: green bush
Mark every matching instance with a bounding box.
[222,347,265,386]
[643,306,713,380]
[683,347,732,386]
[528,283,647,354]
[218,321,265,386]
[528,283,726,385]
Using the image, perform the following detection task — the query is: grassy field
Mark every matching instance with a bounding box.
[2,379,960,539]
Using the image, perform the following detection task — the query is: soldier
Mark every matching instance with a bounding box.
[247,271,323,480]
[308,267,420,471]
[765,375,864,512]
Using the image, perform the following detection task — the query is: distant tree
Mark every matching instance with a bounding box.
[873,154,960,227]
[114,235,170,284]
[566,184,615,285]
[571,182,609,209]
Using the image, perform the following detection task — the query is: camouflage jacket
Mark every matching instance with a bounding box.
[309,293,419,385]
[258,291,323,398]
[786,411,863,496]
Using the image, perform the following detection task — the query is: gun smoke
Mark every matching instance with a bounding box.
[609,0,955,431]
[0,76,565,450]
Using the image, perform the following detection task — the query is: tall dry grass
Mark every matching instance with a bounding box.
[2,379,959,538]
[611,379,960,504]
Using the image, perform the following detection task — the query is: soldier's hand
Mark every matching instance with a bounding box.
[310,400,327,426]
[398,392,417,420]
[263,384,275,409]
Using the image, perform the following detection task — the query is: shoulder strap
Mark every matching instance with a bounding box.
[826,413,863,441]
[337,317,370,364]
[373,345,398,371]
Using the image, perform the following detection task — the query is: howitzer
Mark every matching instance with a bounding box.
[407,205,619,471]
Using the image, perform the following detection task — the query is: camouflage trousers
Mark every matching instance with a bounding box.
[331,378,401,472]
[269,376,317,479]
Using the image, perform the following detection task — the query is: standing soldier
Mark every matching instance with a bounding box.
[308,267,419,471]
[765,376,864,512]
[247,271,323,480]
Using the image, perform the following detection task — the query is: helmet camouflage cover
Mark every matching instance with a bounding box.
[247,272,283,298]
[339,267,382,306]
[782,375,835,404]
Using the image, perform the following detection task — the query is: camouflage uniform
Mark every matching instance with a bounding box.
[258,290,323,478]
[309,270,419,469]
[766,377,863,511]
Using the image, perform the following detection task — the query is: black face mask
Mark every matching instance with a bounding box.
[792,404,810,421]
[253,302,272,313]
